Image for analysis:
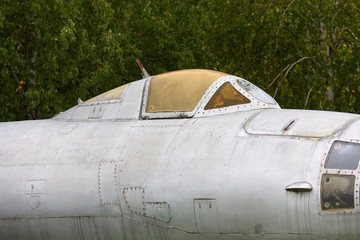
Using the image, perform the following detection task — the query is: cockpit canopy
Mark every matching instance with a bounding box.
[55,69,280,120]
[146,70,226,112]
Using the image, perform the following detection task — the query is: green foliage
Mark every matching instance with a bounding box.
[1,0,360,121]
[0,0,132,120]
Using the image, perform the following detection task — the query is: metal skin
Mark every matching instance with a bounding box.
[1,70,360,240]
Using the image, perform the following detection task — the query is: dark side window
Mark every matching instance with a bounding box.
[325,141,360,170]
[321,141,360,211]
[321,174,355,210]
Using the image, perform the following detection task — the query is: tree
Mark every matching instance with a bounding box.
[0,0,134,121]
[2,0,360,121]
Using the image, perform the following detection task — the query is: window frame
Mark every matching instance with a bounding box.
[321,174,355,210]
[318,139,360,215]
[141,75,230,119]
[324,140,360,170]
[140,75,279,119]
[204,82,251,110]
[194,76,278,118]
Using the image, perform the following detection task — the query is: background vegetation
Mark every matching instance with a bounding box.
[1,0,360,121]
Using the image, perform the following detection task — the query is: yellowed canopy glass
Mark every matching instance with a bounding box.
[204,82,250,110]
[86,84,128,103]
[146,70,228,112]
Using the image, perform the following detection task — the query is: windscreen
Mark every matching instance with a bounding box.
[146,70,227,112]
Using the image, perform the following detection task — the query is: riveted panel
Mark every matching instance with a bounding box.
[194,199,219,234]
[89,104,105,119]
[73,216,99,240]
[116,80,145,120]
[245,109,356,137]
[145,202,171,223]
[98,161,119,205]
[123,187,145,215]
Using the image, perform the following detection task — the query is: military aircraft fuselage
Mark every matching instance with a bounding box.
[1,70,360,240]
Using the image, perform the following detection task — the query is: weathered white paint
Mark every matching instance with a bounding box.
[1,71,360,240]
